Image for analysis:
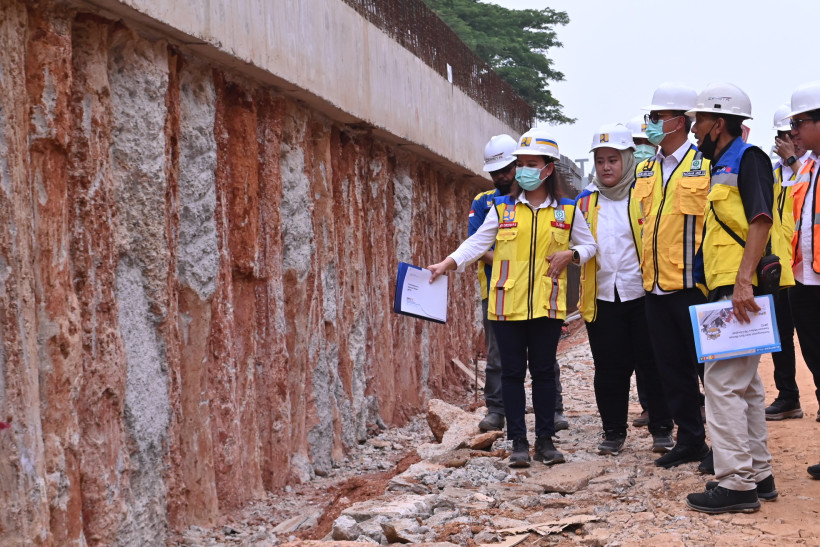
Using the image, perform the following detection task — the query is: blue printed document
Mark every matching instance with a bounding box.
[689,295,780,363]
[394,262,447,324]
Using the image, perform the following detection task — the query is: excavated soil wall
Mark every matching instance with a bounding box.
[0,1,488,543]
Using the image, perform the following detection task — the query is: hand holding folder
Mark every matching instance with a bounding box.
[394,262,448,323]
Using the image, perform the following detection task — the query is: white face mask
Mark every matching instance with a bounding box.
[515,166,545,190]
[634,144,656,162]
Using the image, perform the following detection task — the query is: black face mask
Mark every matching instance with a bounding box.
[494,180,513,195]
[698,120,720,160]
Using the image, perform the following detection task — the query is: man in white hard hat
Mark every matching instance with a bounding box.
[686,82,777,514]
[631,83,711,471]
[474,135,517,432]
[764,104,809,421]
[785,82,820,481]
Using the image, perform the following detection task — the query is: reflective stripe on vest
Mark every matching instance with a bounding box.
[632,147,710,291]
[488,197,575,321]
[772,164,796,286]
[790,158,820,273]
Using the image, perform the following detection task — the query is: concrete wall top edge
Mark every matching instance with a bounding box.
[76,0,520,184]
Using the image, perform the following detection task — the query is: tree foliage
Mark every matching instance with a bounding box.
[423,0,573,124]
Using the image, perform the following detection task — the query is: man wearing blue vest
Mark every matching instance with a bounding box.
[472,135,517,432]
[686,83,777,514]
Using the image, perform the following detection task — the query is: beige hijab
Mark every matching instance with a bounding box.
[592,149,636,201]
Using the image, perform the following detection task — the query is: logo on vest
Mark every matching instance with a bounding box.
[691,159,702,170]
[554,210,566,222]
[502,207,517,223]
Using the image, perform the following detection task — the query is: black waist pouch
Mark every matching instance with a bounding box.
[756,254,781,295]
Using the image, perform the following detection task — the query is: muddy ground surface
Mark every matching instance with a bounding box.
[175,321,820,546]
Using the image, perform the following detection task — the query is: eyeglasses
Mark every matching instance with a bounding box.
[790,118,816,130]
[644,113,681,124]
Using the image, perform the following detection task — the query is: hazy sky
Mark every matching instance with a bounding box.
[493,0,820,176]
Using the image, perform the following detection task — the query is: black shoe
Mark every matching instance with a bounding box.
[597,430,627,455]
[686,486,760,514]
[554,411,569,431]
[698,450,714,474]
[478,412,505,432]
[632,410,649,428]
[654,442,710,468]
[651,432,674,453]
[706,474,778,501]
[534,436,565,465]
[508,437,531,468]
[765,398,804,420]
[808,464,820,479]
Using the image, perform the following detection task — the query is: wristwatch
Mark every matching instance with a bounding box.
[572,249,580,262]
[787,155,798,166]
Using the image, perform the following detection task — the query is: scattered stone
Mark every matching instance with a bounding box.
[528,461,608,494]
[331,515,362,541]
[469,430,504,450]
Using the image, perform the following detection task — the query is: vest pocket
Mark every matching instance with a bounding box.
[496,229,518,241]
[706,230,740,274]
[633,179,654,213]
[678,176,709,215]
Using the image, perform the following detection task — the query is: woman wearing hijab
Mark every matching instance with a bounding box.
[576,123,674,456]
[428,128,597,468]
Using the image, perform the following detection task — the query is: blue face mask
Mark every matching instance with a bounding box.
[645,120,667,146]
[515,166,544,191]
[633,144,656,162]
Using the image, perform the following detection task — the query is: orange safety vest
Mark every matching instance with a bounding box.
[791,158,820,274]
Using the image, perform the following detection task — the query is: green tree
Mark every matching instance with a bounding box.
[424,0,573,124]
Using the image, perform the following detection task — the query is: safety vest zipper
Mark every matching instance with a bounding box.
[651,165,667,291]
[528,206,537,320]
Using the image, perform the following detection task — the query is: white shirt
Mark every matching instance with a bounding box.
[449,192,597,272]
[794,151,820,285]
[657,140,692,185]
[650,140,692,294]
[586,184,644,303]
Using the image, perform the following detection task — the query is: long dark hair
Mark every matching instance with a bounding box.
[513,157,564,202]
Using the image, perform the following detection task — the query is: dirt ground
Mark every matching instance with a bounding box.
[175,323,820,546]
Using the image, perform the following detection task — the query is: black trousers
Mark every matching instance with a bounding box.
[772,288,798,402]
[645,288,707,446]
[492,317,563,440]
[586,296,673,436]
[789,282,820,405]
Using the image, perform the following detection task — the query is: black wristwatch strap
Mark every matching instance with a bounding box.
[787,155,798,166]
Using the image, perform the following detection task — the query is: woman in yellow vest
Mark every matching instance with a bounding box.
[577,123,674,457]
[428,128,597,468]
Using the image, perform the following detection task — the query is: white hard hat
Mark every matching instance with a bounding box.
[643,82,698,111]
[686,82,753,119]
[512,128,560,160]
[789,82,820,117]
[772,104,791,131]
[482,134,517,172]
[625,115,648,138]
[590,123,635,152]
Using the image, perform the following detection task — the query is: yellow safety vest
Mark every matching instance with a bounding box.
[773,164,796,286]
[790,158,820,274]
[576,189,642,322]
[702,138,766,289]
[488,197,576,321]
[631,146,710,292]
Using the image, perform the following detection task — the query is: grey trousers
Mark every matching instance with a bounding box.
[481,298,564,414]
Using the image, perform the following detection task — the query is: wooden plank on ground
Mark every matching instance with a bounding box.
[451,357,485,389]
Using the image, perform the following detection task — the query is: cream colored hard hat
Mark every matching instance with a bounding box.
[686,82,753,119]
[482,134,517,172]
[772,104,791,131]
[625,115,648,138]
[643,82,698,111]
[789,82,820,117]
[512,128,560,159]
[590,123,635,152]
